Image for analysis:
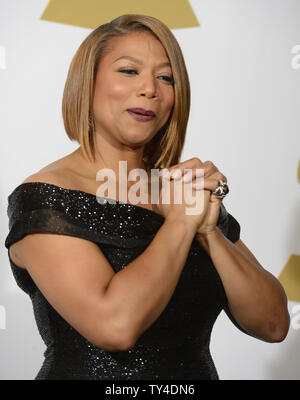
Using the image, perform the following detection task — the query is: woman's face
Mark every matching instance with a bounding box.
[92,32,175,148]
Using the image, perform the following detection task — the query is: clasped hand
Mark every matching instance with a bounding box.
[163,158,227,235]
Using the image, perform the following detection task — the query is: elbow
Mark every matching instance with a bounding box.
[94,320,136,352]
[111,318,137,351]
[117,335,136,351]
[268,325,290,343]
[109,326,136,352]
[266,311,290,343]
[266,329,289,343]
[271,332,288,343]
[93,333,134,352]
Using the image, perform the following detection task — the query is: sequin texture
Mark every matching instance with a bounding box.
[4,182,241,380]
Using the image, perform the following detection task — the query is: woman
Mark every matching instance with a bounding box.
[5,14,289,380]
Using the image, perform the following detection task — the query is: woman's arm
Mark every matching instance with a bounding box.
[103,218,198,348]
[14,174,208,352]
[196,228,290,342]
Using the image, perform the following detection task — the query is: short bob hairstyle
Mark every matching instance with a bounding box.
[62,14,190,170]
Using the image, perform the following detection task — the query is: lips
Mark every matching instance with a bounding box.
[127,110,155,122]
[127,108,155,117]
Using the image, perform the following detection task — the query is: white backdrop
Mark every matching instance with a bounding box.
[0,0,299,380]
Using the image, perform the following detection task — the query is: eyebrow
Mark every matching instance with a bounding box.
[113,56,171,68]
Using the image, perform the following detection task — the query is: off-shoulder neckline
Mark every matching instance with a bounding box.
[11,181,165,220]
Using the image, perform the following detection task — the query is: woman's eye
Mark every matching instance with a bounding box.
[119,69,137,75]
[161,76,174,84]
[119,69,174,84]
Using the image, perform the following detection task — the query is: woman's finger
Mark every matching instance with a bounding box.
[168,157,204,179]
[169,159,219,181]
[192,176,227,191]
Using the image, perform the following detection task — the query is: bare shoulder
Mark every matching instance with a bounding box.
[21,149,102,196]
[22,170,71,189]
[22,152,77,188]
[10,162,72,270]
[9,151,89,270]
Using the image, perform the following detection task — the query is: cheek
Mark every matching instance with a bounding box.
[165,88,175,110]
[164,91,175,117]
[95,75,129,104]
[107,82,129,102]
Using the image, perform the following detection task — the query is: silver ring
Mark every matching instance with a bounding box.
[212,179,229,199]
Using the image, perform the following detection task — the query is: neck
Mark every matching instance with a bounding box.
[73,126,153,183]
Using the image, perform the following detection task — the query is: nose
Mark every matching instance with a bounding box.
[138,74,157,98]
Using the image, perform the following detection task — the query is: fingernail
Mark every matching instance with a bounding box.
[183,172,192,183]
[161,169,171,178]
[170,169,182,180]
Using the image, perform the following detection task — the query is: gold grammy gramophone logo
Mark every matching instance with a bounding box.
[278,160,300,303]
[40,0,200,29]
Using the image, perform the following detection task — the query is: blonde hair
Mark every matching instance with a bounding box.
[62,14,190,169]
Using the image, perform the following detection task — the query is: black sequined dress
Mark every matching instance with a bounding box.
[4,182,242,380]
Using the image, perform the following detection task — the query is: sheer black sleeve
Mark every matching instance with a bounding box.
[4,183,122,252]
[216,202,241,244]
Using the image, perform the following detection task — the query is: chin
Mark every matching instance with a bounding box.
[121,132,152,146]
